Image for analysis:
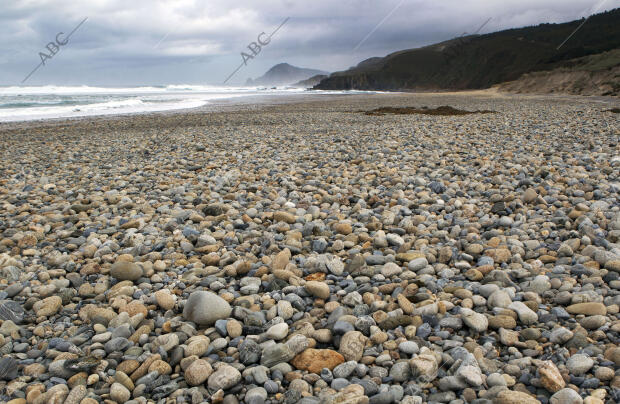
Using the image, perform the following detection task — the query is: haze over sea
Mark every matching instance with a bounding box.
[0,85,369,122]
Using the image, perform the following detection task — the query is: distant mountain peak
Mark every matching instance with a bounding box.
[246,63,328,87]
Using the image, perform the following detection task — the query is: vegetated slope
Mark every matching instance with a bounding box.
[314,8,620,91]
[497,49,620,96]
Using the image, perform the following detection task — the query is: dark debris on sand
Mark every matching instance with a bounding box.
[364,105,496,116]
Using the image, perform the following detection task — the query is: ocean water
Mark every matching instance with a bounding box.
[0,85,368,122]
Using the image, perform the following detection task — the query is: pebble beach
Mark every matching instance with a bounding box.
[0,92,619,404]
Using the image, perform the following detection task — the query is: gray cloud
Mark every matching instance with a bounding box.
[0,0,613,85]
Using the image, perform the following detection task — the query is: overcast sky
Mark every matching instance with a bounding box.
[1,0,615,86]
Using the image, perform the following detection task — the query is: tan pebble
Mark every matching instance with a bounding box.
[591,389,606,400]
[339,331,367,362]
[220,292,234,303]
[305,281,330,299]
[465,269,483,281]
[226,319,242,338]
[64,385,87,404]
[185,359,213,386]
[494,390,540,404]
[461,298,474,309]
[503,374,516,386]
[67,372,88,388]
[291,349,344,373]
[334,222,352,235]
[93,323,108,334]
[87,374,99,385]
[489,315,517,329]
[594,367,614,381]
[114,371,134,391]
[272,248,291,270]
[523,188,538,203]
[116,254,134,262]
[129,324,152,343]
[324,301,340,313]
[26,389,43,403]
[404,325,417,338]
[605,260,620,272]
[184,335,211,357]
[32,296,62,317]
[566,302,606,316]
[383,340,397,350]
[211,389,225,403]
[273,211,296,224]
[120,219,140,229]
[130,354,161,381]
[55,352,79,361]
[154,290,175,310]
[153,260,166,271]
[121,300,148,317]
[486,248,511,263]
[397,294,414,314]
[110,382,130,402]
[312,329,332,343]
[201,252,220,266]
[538,361,565,393]
[370,331,388,344]
[23,363,46,377]
[82,244,97,258]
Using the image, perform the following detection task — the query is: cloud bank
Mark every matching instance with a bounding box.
[0,0,613,85]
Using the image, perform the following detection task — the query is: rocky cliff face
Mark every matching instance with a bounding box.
[291,74,328,88]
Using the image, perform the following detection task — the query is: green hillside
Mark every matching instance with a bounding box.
[315,8,620,91]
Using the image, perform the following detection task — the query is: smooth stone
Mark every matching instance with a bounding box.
[261,343,295,367]
[265,322,289,340]
[550,388,583,404]
[389,361,411,382]
[567,354,594,375]
[398,341,419,355]
[0,300,25,323]
[333,361,358,378]
[339,331,367,361]
[460,308,488,332]
[550,327,574,344]
[508,301,538,325]
[207,364,241,390]
[488,290,512,309]
[305,281,330,299]
[240,339,261,365]
[566,302,606,316]
[246,387,268,404]
[408,257,428,271]
[110,262,143,281]
[183,291,232,326]
[0,357,18,380]
[456,365,483,387]
[110,382,131,402]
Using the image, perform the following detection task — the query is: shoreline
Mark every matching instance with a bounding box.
[1,88,617,130]
[0,85,403,125]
